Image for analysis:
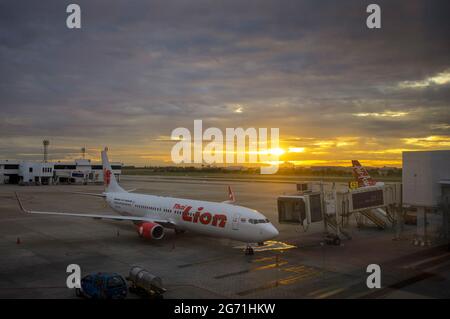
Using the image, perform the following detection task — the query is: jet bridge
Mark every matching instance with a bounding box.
[334,183,402,229]
[277,191,323,227]
[277,182,402,243]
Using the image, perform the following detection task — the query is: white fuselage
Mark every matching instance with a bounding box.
[105,192,279,243]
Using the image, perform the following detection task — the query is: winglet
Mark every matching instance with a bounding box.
[227,186,235,203]
[15,192,28,213]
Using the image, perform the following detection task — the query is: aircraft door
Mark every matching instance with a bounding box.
[232,214,240,230]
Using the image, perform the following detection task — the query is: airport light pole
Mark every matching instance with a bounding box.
[43,140,50,163]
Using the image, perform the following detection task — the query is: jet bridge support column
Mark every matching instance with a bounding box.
[414,207,430,246]
[443,202,450,250]
[394,206,404,240]
[440,186,450,250]
[320,181,328,234]
[335,194,341,238]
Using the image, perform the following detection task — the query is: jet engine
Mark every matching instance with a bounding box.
[137,222,164,240]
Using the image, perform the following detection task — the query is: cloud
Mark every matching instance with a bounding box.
[398,69,450,89]
[288,147,305,153]
[0,0,449,165]
[352,111,409,118]
[403,135,450,147]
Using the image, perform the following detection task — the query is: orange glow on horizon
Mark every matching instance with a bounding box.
[33,135,450,168]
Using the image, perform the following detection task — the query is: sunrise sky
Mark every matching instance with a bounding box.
[1,0,449,167]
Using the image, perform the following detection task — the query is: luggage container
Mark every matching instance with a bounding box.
[127,266,166,298]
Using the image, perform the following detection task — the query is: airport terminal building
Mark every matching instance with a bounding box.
[0,159,122,185]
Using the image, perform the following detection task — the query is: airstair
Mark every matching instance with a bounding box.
[359,209,389,229]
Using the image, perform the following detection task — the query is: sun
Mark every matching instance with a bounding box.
[268,148,285,156]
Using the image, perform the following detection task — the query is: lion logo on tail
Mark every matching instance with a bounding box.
[103,169,112,186]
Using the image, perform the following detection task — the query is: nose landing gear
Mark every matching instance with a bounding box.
[324,234,341,246]
[245,244,254,255]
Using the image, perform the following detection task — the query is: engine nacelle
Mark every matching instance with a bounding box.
[137,222,164,240]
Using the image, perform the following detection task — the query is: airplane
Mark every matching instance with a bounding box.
[351,160,387,217]
[351,160,385,188]
[15,148,279,255]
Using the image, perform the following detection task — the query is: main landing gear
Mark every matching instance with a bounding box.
[245,244,254,255]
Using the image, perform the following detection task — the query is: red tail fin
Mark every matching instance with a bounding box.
[351,160,376,187]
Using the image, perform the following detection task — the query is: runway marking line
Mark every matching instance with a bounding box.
[307,286,333,297]
[235,264,323,296]
[403,253,450,270]
[316,287,347,299]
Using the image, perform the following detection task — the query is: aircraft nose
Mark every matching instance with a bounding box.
[263,224,279,240]
[270,225,279,237]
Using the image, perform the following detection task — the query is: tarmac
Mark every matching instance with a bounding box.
[0,175,449,299]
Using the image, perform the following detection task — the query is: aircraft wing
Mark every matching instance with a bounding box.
[66,189,137,198]
[66,191,106,198]
[15,192,175,228]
